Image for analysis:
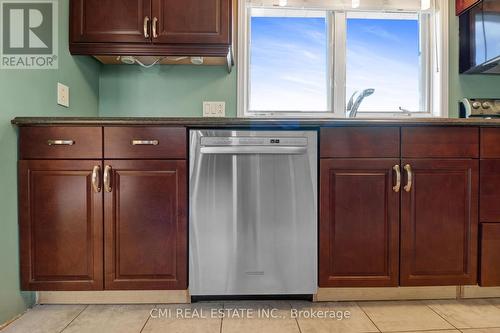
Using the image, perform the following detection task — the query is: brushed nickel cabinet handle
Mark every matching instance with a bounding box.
[92,165,101,193]
[47,140,75,146]
[131,139,159,146]
[104,165,112,193]
[152,17,158,38]
[393,165,401,193]
[144,16,150,38]
[404,164,413,192]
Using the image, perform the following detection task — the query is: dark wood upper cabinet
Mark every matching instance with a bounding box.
[69,0,232,58]
[19,160,103,291]
[71,0,152,43]
[152,0,231,45]
[319,159,400,287]
[400,159,478,286]
[104,160,187,290]
[456,0,481,16]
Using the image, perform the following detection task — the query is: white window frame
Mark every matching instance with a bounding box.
[237,0,449,118]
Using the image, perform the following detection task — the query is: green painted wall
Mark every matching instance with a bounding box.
[99,65,237,117]
[0,1,100,325]
[99,2,500,118]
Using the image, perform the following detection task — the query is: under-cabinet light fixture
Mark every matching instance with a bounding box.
[118,56,163,68]
[117,56,204,67]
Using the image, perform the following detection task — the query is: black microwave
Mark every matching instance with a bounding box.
[459,0,500,74]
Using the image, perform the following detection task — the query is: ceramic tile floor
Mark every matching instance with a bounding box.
[4,299,500,333]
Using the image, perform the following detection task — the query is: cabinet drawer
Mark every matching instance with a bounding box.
[320,127,400,158]
[402,127,479,158]
[20,127,103,159]
[481,128,500,158]
[104,127,186,159]
[480,223,500,287]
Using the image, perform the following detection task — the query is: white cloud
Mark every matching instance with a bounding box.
[359,25,401,43]
[346,40,421,112]
[281,75,324,89]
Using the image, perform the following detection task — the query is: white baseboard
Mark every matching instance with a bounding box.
[32,286,500,305]
[37,290,190,305]
[315,286,459,302]
[461,286,500,299]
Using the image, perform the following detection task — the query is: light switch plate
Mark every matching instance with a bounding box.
[203,101,225,117]
[57,83,69,108]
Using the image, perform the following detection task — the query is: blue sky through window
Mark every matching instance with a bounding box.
[250,12,422,113]
[347,17,421,112]
[250,16,328,112]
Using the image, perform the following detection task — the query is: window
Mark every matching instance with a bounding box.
[238,1,449,118]
[249,10,330,112]
[346,12,427,115]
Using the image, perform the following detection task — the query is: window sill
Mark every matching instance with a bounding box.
[241,113,443,119]
[242,112,338,119]
[354,112,443,118]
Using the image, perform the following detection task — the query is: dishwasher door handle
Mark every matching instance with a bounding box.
[200,146,308,155]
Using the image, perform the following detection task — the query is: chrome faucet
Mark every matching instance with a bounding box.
[398,107,412,116]
[346,88,375,118]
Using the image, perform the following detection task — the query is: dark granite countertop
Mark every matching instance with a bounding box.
[11,116,500,127]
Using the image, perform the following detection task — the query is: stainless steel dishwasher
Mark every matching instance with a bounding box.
[189,130,317,296]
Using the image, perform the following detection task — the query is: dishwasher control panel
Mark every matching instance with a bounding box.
[201,136,309,147]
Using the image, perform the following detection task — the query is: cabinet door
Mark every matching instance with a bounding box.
[319,159,400,287]
[104,160,187,290]
[152,0,231,44]
[71,0,151,43]
[456,0,481,16]
[400,159,478,286]
[19,160,103,291]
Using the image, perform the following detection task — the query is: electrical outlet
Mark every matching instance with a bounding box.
[57,83,69,108]
[203,101,225,117]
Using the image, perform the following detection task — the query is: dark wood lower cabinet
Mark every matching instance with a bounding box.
[104,160,187,290]
[400,159,478,286]
[19,160,103,291]
[480,223,500,286]
[18,125,484,292]
[479,160,500,222]
[319,159,400,287]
